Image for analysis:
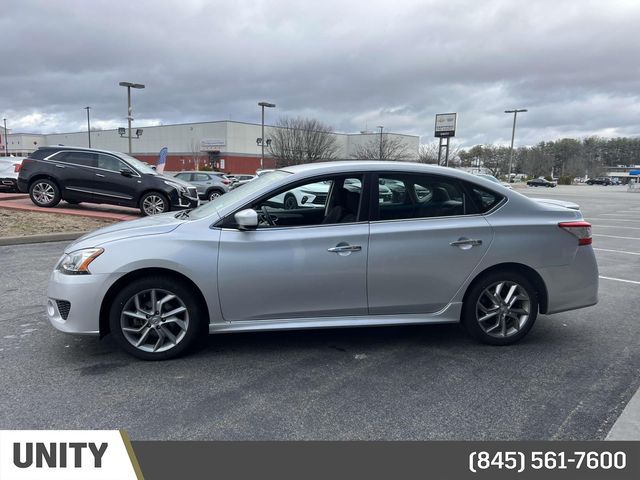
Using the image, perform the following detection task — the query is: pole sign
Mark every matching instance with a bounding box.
[434,113,457,137]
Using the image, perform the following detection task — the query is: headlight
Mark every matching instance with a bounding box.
[164,180,186,193]
[56,248,104,275]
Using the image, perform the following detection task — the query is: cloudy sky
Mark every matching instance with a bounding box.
[2,0,639,147]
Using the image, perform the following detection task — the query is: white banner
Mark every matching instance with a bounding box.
[0,430,141,480]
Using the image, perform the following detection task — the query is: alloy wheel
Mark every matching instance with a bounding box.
[475,281,531,338]
[143,195,166,215]
[120,288,190,353]
[32,182,55,204]
[209,191,221,201]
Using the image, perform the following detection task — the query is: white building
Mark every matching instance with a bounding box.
[0,120,419,174]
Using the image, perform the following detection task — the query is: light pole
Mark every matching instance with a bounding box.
[84,106,91,148]
[119,82,145,154]
[2,118,8,156]
[258,101,276,169]
[377,126,384,160]
[504,108,527,181]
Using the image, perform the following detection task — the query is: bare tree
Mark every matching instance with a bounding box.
[418,140,462,165]
[351,135,412,161]
[268,117,339,167]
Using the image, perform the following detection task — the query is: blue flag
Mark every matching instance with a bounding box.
[157,147,168,173]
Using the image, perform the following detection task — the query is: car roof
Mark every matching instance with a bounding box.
[35,145,128,156]
[280,160,495,183]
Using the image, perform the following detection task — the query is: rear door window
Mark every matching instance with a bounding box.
[56,151,98,167]
[375,173,467,220]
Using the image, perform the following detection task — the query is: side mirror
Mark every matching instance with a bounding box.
[120,168,134,177]
[234,208,258,230]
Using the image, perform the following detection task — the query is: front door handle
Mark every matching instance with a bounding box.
[328,243,362,255]
[450,238,482,248]
[95,173,105,177]
[55,164,65,168]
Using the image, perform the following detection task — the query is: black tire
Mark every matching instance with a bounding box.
[207,189,224,201]
[284,194,298,210]
[461,270,538,346]
[109,275,207,360]
[29,179,61,208]
[139,191,169,216]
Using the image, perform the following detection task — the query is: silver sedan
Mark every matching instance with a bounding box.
[46,161,598,360]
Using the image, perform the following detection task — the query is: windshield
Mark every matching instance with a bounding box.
[189,170,291,219]
[119,153,158,175]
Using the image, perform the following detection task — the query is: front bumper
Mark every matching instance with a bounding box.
[169,190,199,210]
[47,270,120,335]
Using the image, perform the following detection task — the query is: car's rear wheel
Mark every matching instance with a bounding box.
[207,189,223,201]
[109,276,206,360]
[139,192,169,216]
[29,179,61,208]
[462,270,538,345]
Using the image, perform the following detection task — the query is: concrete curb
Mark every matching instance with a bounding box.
[0,231,88,246]
[606,384,640,440]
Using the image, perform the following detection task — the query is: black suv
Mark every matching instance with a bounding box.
[586,177,612,185]
[17,146,199,215]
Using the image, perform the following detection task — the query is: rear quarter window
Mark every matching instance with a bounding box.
[29,149,58,160]
[467,183,505,213]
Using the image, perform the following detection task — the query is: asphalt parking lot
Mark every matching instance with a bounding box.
[0,184,638,440]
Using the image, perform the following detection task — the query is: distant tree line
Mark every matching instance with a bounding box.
[447,137,640,179]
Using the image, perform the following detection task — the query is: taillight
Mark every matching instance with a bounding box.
[559,221,592,246]
[14,162,22,173]
[223,179,230,185]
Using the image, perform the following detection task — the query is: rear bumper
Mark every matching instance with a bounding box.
[0,177,17,189]
[538,246,599,314]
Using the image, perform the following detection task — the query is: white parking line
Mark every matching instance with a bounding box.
[594,248,640,256]
[594,225,640,230]
[592,234,640,240]
[598,214,640,217]
[599,276,640,285]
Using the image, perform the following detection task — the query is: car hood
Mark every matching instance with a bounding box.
[533,198,580,210]
[65,212,185,252]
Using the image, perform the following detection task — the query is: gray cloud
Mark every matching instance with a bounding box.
[1,0,639,147]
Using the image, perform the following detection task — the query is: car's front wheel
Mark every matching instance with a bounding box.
[462,270,538,345]
[109,276,206,360]
[284,194,298,210]
[139,191,169,216]
[29,179,61,208]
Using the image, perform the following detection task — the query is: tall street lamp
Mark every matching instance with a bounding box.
[2,118,8,156]
[504,108,527,182]
[258,101,276,169]
[84,106,91,148]
[119,82,145,154]
[377,125,384,160]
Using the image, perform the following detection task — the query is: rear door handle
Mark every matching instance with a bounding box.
[95,173,105,177]
[328,243,362,255]
[450,238,482,247]
[55,164,65,168]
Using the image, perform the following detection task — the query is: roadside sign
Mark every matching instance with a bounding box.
[434,113,457,137]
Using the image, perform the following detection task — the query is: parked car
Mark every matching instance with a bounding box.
[476,173,512,189]
[228,174,257,190]
[586,177,612,186]
[173,171,230,201]
[527,178,557,187]
[17,146,199,215]
[0,156,25,191]
[46,161,598,360]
